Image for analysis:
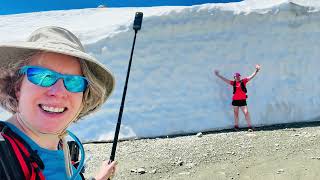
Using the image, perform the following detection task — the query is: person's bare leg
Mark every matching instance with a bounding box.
[233,106,240,129]
[240,106,252,128]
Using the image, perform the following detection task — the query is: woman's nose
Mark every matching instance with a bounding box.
[46,79,68,97]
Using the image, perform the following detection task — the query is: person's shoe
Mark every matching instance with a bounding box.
[234,125,240,131]
[247,127,255,132]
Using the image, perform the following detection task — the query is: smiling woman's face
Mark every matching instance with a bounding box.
[234,75,241,81]
[16,52,84,133]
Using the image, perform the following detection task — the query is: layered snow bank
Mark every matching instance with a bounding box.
[0,1,320,140]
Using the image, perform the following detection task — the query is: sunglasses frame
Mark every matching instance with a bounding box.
[20,65,89,93]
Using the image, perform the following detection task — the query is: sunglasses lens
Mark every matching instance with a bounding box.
[64,76,88,93]
[27,67,57,87]
[22,66,88,93]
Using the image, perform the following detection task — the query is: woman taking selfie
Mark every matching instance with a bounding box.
[0,26,116,179]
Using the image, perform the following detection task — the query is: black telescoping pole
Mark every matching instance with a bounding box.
[109,12,143,162]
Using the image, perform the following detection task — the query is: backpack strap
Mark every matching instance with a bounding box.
[233,80,247,94]
[0,122,45,180]
[233,80,236,94]
[0,129,25,180]
[240,80,247,93]
[68,141,85,179]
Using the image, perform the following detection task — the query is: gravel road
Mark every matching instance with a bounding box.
[83,122,320,180]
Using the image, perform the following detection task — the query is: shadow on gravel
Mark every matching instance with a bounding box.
[194,116,320,135]
[84,117,320,144]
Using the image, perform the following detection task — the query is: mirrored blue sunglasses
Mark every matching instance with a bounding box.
[20,66,88,93]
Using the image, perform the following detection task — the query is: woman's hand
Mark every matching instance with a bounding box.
[255,64,261,72]
[95,160,117,180]
[213,69,219,76]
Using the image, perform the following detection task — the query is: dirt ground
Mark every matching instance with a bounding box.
[83,122,320,180]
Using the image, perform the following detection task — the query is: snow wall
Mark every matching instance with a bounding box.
[0,1,320,141]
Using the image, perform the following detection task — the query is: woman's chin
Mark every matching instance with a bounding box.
[37,125,63,134]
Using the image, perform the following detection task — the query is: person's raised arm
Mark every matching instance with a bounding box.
[247,64,261,81]
[213,70,231,84]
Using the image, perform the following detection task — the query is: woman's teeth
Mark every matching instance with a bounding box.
[41,105,65,113]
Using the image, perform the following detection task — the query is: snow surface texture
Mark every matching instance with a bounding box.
[0,0,319,141]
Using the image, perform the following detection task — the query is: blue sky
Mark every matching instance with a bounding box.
[0,0,241,15]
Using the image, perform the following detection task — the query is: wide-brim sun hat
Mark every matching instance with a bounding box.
[0,26,115,109]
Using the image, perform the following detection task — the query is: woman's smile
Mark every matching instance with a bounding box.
[39,104,67,113]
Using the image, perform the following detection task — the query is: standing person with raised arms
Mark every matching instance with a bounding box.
[0,26,117,180]
[214,65,261,131]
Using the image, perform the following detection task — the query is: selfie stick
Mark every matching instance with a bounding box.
[109,12,143,162]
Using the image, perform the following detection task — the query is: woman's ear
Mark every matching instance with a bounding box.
[14,88,21,113]
[16,91,20,100]
[15,85,21,100]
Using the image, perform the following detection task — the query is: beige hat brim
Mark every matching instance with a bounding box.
[0,42,115,104]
